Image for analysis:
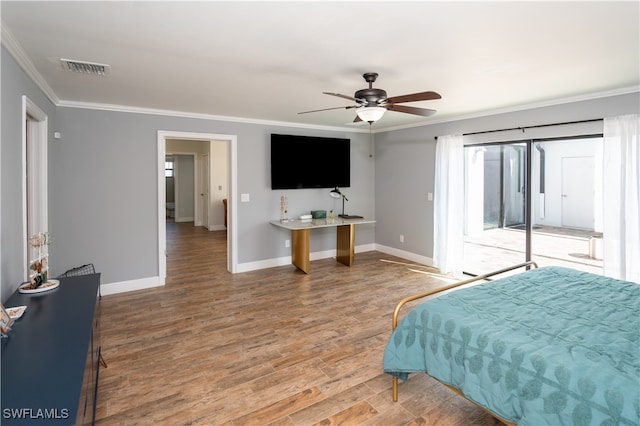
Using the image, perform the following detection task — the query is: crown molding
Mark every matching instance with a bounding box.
[376,86,640,133]
[1,22,59,105]
[49,85,640,135]
[56,100,371,133]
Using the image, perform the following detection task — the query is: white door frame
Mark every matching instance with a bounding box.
[157,131,237,281]
[22,96,48,282]
[200,153,210,230]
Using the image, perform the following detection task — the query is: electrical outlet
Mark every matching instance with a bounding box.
[285,239,290,248]
[400,234,404,243]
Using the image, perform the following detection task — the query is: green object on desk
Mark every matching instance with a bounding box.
[311,210,326,219]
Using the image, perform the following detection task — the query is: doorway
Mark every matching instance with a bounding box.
[22,96,49,282]
[561,156,595,229]
[157,131,237,281]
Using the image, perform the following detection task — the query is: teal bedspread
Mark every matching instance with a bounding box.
[383,267,640,426]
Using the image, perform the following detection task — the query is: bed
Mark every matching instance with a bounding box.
[383,262,640,426]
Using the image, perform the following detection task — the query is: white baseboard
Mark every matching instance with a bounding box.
[101,244,429,294]
[235,243,377,273]
[101,275,165,295]
[235,256,292,273]
[208,224,226,231]
[373,244,433,267]
[356,243,376,254]
[175,216,194,223]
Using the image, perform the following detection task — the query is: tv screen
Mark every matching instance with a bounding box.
[271,134,350,190]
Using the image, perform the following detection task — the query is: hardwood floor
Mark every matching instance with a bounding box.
[95,222,503,425]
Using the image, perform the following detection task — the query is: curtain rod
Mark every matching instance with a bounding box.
[435,118,603,139]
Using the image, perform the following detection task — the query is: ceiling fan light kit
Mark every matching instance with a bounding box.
[356,106,386,123]
[299,72,441,124]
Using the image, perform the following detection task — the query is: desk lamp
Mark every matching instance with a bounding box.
[329,187,349,218]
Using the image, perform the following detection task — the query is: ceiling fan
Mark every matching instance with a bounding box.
[299,72,441,123]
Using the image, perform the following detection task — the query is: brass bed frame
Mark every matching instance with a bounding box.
[390,260,539,425]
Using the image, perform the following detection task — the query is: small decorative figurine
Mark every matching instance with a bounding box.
[27,232,52,289]
[280,195,289,222]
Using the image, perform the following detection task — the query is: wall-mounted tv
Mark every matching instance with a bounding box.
[271,133,350,190]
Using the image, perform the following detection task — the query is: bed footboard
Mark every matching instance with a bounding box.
[391,260,538,402]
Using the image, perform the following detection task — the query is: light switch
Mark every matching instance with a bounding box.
[241,193,250,202]
[427,192,433,201]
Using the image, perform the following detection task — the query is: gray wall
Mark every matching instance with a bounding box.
[48,108,374,286]
[374,92,640,261]
[1,48,57,301]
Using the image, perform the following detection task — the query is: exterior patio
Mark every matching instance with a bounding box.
[463,225,603,276]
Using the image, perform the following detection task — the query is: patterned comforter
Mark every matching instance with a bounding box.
[383,267,640,426]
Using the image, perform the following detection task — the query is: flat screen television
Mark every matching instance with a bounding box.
[271,133,350,190]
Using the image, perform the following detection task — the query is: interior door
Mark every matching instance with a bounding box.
[561,156,594,229]
[464,142,527,275]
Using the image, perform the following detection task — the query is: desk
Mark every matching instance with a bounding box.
[271,218,375,273]
[1,274,101,425]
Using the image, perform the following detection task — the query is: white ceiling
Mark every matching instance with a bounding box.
[1,1,638,131]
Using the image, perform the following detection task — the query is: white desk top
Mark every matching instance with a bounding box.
[270,217,375,230]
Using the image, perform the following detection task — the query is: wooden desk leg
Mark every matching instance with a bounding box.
[291,229,310,274]
[336,224,355,266]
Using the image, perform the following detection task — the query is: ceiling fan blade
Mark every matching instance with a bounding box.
[298,105,356,114]
[323,92,360,102]
[385,91,441,104]
[353,115,362,123]
[386,104,437,117]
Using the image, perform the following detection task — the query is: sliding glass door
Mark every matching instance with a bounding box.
[463,137,603,276]
[530,138,603,275]
[463,142,527,274]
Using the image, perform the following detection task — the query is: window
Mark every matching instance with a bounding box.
[165,157,174,178]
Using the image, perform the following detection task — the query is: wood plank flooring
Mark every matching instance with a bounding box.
[95,222,504,425]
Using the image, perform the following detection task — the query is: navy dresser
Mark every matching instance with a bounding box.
[1,274,101,425]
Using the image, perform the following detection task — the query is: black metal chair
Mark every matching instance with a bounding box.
[57,263,107,368]
[57,263,100,297]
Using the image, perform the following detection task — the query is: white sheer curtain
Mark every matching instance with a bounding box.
[433,134,464,276]
[603,114,640,283]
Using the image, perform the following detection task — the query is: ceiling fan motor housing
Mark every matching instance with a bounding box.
[355,72,388,107]
[354,88,387,107]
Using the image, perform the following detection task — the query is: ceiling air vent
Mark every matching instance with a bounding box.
[60,59,110,76]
